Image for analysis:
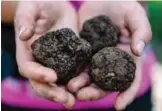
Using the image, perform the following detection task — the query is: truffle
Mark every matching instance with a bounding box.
[80,15,120,54]
[91,47,136,91]
[31,28,92,84]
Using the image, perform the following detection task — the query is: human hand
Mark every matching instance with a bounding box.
[67,1,152,110]
[14,1,78,108]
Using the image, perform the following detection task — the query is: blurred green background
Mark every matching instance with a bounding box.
[148,1,162,62]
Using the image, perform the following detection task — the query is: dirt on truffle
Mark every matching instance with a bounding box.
[80,15,120,54]
[91,47,136,91]
[31,28,92,84]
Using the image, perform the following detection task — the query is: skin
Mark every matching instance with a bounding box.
[68,1,151,110]
[151,63,162,111]
[14,1,78,109]
[13,1,152,110]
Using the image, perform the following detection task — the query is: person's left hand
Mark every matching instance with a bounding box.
[67,1,152,110]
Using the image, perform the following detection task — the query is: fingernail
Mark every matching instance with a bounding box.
[116,104,126,111]
[18,26,26,38]
[62,97,73,109]
[49,83,57,87]
[115,102,126,111]
[45,73,57,83]
[54,98,72,110]
[63,104,72,110]
[136,40,145,56]
[53,97,61,103]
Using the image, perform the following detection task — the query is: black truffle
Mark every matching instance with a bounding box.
[91,47,136,91]
[80,15,120,54]
[31,28,92,84]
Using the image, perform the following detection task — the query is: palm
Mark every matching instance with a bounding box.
[15,1,78,109]
[71,1,151,110]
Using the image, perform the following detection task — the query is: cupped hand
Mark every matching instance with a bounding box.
[14,1,78,108]
[67,1,152,110]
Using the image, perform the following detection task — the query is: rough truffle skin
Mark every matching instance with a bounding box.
[91,47,136,91]
[80,15,120,54]
[31,28,92,84]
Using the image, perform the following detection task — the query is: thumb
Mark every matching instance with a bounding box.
[126,4,152,56]
[14,1,39,41]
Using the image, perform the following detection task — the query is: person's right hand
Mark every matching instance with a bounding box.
[14,1,78,108]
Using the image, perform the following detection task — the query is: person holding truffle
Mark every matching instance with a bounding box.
[11,1,153,110]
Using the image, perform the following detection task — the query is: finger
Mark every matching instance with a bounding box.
[34,19,52,35]
[67,72,90,93]
[29,80,69,105]
[77,84,106,101]
[14,1,39,41]
[16,38,57,83]
[19,61,57,83]
[119,28,130,44]
[56,86,76,109]
[115,57,142,110]
[120,28,130,38]
[151,63,162,111]
[126,4,152,56]
[119,36,130,44]
[117,44,135,57]
[65,92,76,109]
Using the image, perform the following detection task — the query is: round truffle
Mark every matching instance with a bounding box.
[91,47,136,91]
[80,15,120,54]
[31,28,92,84]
